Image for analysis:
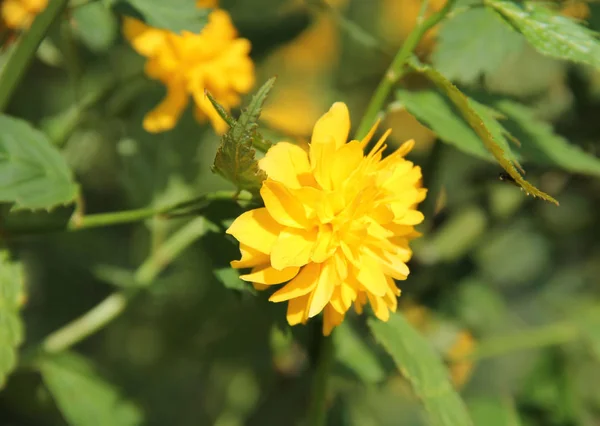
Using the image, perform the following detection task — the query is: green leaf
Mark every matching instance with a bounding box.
[214,267,256,294]
[368,313,473,426]
[0,114,79,210]
[0,251,24,389]
[72,1,118,52]
[116,0,211,33]
[492,100,600,177]
[485,0,600,69]
[408,59,559,205]
[210,78,276,194]
[334,322,385,384]
[433,8,525,84]
[396,89,494,162]
[468,396,522,426]
[39,352,142,426]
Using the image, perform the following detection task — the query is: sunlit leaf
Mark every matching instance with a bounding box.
[433,8,525,84]
[368,313,473,426]
[485,0,600,69]
[209,78,276,194]
[39,352,143,426]
[408,59,559,205]
[214,267,256,294]
[493,100,600,177]
[114,0,210,33]
[0,114,79,210]
[0,251,24,389]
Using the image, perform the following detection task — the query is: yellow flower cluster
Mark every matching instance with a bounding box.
[1,0,47,30]
[123,8,254,134]
[227,103,426,335]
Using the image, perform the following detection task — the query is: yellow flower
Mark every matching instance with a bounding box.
[123,9,255,134]
[446,331,476,388]
[227,103,426,335]
[196,0,219,7]
[1,0,47,30]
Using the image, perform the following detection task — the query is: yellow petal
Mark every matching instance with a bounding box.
[230,243,270,269]
[226,208,283,254]
[261,180,312,228]
[240,265,299,284]
[367,293,390,321]
[286,294,310,325]
[358,119,381,149]
[258,142,312,189]
[143,84,189,133]
[309,136,337,190]
[122,17,167,57]
[323,304,344,336]
[355,255,388,297]
[328,141,364,190]
[270,227,318,270]
[311,102,350,149]
[311,224,335,263]
[308,259,338,317]
[270,263,320,302]
[396,210,425,225]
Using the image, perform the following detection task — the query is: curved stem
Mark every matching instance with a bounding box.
[65,190,246,231]
[354,0,457,140]
[0,0,69,112]
[41,216,214,354]
[306,328,335,426]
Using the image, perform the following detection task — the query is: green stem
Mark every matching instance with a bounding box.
[354,0,456,140]
[306,331,334,426]
[469,322,580,361]
[67,190,246,231]
[0,0,70,112]
[42,216,213,353]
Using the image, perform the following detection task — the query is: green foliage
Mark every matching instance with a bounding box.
[334,322,385,384]
[368,314,473,426]
[433,8,525,84]
[485,0,600,69]
[408,60,559,205]
[111,0,211,33]
[209,78,275,194]
[0,115,79,210]
[468,397,522,426]
[0,251,24,389]
[214,267,256,294]
[39,352,142,426]
[492,101,600,177]
[71,2,118,53]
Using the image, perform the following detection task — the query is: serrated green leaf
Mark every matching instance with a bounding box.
[210,78,277,193]
[72,1,118,52]
[368,313,473,426]
[214,267,256,294]
[0,251,24,389]
[492,100,600,177]
[468,396,522,426]
[408,59,559,205]
[0,114,78,210]
[396,89,494,161]
[334,322,385,384]
[433,8,525,84]
[39,352,142,426]
[116,0,210,33]
[485,0,600,69]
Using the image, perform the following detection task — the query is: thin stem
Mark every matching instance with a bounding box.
[66,190,245,231]
[354,0,456,140]
[0,0,70,112]
[306,330,335,426]
[42,216,213,354]
[467,322,580,362]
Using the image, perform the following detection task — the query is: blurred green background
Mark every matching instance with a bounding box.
[3,0,600,425]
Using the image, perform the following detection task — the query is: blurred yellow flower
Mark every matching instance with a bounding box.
[196,0,219,7]
[123,9,254,134]
[381,0,446,55]
[446,331,476,387]
[1,0,47,30]
[227,102,426,335]
[559,0,590,19]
